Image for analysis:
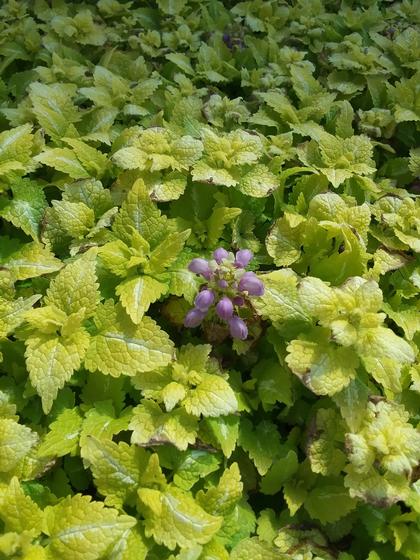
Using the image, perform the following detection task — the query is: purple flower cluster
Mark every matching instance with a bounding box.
[184,248,264,340]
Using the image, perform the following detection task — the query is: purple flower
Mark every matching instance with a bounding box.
[235,249,253,268]
[184,308,206,328]
[194,289,215,311]
[232,296,245,307]
[213,247,229,264]
[216,296,234,321]
[238,271,264,296]
[229,316,248,340]
[188,258,211,278]
[184,248,264,340]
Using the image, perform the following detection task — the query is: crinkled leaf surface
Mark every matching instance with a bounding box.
[43,494,136,560]
[138,486,222,550]
[0,2,419,559]
[84,300,174,376]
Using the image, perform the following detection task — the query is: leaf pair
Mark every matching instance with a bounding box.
[130,344,237,450]
[23,250,174,412]
[285,276,415,396]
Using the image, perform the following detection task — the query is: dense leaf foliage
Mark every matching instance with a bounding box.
[0,0,419,558]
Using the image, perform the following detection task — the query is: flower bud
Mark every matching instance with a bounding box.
[188,258,211,278]
[216,296,234,321]
[238,271,264,296]
[235,249,253,268]
[218,279,229,289]
[213,247,229,264]
[229,316,248,340]
[194,289,215,311]
[184,308,206,328]
[232,296,245,307]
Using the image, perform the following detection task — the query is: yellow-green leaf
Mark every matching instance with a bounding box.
[138,486,222,550]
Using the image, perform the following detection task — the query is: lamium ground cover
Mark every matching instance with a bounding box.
[0,1,419,559]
